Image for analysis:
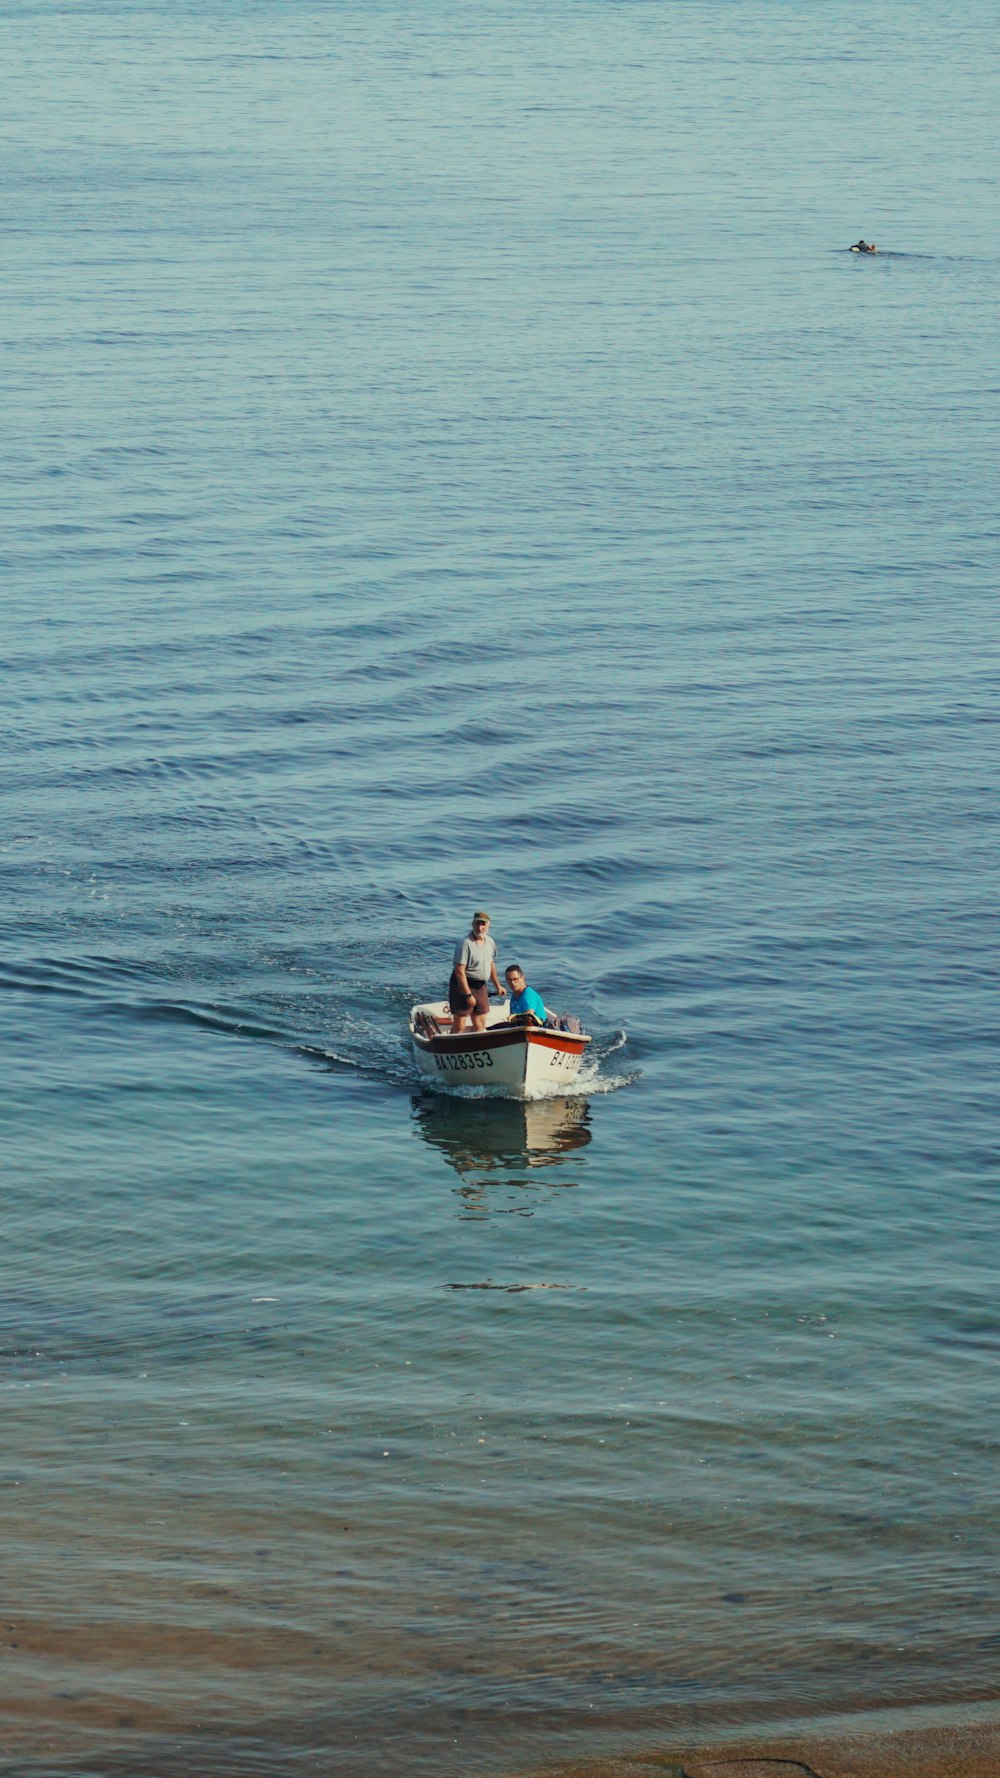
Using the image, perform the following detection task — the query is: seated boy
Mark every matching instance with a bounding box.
[504,964,550,1025]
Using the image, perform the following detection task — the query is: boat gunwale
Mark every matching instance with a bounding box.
[409,1010,591,1058]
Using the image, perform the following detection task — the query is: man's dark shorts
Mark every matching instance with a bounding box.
[449,972,489,1016]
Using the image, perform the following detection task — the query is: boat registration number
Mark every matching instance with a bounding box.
[434,1051,494,1072]
[549,1050,576,1068]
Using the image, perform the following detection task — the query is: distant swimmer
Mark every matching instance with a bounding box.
[850,239,878,253]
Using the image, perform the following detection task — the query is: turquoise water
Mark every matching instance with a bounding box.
[3,2,998,1773]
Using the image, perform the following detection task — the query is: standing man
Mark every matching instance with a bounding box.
[449,911,505,1033]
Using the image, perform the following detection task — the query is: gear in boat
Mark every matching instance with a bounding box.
[410,998,592,1098]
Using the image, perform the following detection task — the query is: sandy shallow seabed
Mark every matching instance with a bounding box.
[505,1705,1000,1778]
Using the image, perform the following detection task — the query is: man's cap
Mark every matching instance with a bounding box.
[472,910,491,924]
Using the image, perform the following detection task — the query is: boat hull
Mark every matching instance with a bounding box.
[409,1001,590,1099]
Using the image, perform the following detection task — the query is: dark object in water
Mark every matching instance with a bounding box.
[850,238,878,253]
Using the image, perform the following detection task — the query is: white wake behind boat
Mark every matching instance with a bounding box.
[409,999,592,1099]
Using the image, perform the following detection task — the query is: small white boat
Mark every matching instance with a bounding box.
[409,999,592,1099]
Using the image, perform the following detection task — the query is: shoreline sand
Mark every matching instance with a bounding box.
[2,1690,998,1774]
[505,1701,1000,1778]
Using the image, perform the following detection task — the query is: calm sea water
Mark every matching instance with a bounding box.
[3,2,998,1774]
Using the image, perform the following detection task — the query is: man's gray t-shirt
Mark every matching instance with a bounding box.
[453,934,497,983]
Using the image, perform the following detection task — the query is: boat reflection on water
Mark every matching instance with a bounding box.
[410,1093,592,1207]
[412,1092,592,1175]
